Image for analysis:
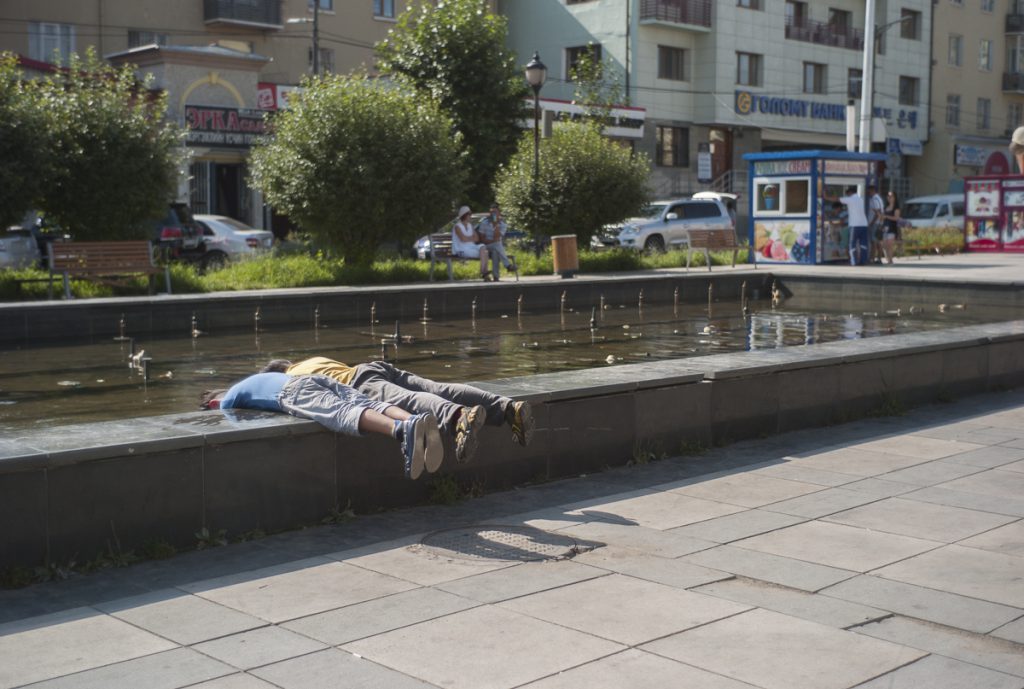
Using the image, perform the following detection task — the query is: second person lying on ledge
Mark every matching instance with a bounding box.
[262,356,535,464]
[451,205,492,281]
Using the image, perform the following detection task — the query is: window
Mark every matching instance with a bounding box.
[565,44,602,78]
[373,0,394,18]
[1008,103,1023,131]
[1009,40,1024,73]
[946,94,960,127]
[736,52,762,86]
[803,62,826,94]
[828,9,851,34]
[949,34,963,66]
[786,1,808,27]
[900,9,921,39]
[979,39,993,70]
[950,0,963,5]
[978,98,992,129]
[309,47,335,73]
[28,22,75,65]
[737,0,762,8]
[309,0,333,9]
[899,76,919,105]
[981,0,994,11]
[127,30,168,48]
[656,126,689,168]
[658,46,688,81]
[848,68,862,98]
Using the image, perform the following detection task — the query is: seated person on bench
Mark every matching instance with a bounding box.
[200,372,442,479]
[476,203,516,280]
[452,205,492,281]
[262,356,535,465]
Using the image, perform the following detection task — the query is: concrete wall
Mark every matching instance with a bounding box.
[2,320,1022,570]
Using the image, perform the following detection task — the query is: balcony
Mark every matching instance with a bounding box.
[639,0,712,29]
[1008,13,1024,33]
[1003,72,1024,93]
[785,16,864,51]
[203,0,282,29]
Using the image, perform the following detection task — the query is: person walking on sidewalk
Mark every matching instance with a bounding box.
[263,357,535,465]
[200,372,443,480]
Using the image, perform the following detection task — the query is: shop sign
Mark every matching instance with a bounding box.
[955,144,1000,167]
[824,160,871,175]
[257,82,302,110]
[697,143,712,183]
[886,138,922,156]
[185,105,266,148]
[735,90,846,121]
[752,160,812,175]
[966,179,1000,217]
[531,98,645,139]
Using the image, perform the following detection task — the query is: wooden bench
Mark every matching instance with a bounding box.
[48,240,171,299]
[685,229,744,271]
[428,231,519,282]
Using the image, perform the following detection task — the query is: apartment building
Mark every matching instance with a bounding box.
[500,0,931,199]
[910,0,1023,196]
[0,0,407,228]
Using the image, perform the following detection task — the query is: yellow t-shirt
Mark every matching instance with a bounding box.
[286,357,357,385]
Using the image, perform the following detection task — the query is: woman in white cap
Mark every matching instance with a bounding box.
[1011,127,1024,173]
[451,205,492,281]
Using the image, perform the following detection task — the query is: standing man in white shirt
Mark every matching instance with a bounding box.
[823,185,870,265]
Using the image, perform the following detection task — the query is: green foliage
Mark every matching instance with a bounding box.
[376,0,528,206]
[32,49,184,240]
[250,75,465,267]
[901,226,963,255]
[569,44,627,122]
[0,53,48,229]
[495,122,650,247]
[428,474,463,505]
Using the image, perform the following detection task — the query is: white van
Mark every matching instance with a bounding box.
[900,194,965,230]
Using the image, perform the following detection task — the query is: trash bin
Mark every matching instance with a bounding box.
[550,234,579,278]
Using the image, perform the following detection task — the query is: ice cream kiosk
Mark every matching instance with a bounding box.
[743,150,886,264]
[964,176,1024,252]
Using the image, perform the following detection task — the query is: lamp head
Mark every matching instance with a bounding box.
[525,51,548,94]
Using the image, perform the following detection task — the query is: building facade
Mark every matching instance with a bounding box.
[910,0,1023,196]
[1,0,409,229]
[500,0,931,200]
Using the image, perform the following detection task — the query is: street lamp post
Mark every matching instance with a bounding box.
[858,3,914,152]
[287,0,321,76]
[524,52,548,193]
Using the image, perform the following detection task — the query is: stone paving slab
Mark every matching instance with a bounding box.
[557,520,717,558]
[821,575,1023,633]
[667,509,808,544]
[665,472,824,508]
[187,675,280,689]
[571,546,733,589]
[562,490,746,530]
[434,559,606,604]
[959,521,1024,557]
[991,616,1024,645]
[519,648,761,689]
[191,626,326,670]
[680,544,858,592]
[18,648,234,689]
[822,497,1017,542]
[759,487,884,518]
[342,606,624,689]
[252,648,436,689]
[935,444,1024,469]
[854,654,1024,689]
[640,608,926,689]
[855,616,1024,679]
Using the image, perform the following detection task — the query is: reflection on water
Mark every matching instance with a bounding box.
[0,300,986,432]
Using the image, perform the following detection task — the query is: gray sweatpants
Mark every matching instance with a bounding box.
[278,374,394,436]
[350,361,509,431]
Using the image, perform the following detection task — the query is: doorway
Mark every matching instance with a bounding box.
[710,128,733,183]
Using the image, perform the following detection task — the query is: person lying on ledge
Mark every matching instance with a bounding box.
[200,372,442,480]
[261,356,535,464]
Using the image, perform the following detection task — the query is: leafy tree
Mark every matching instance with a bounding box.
[34,49,184,240]
[569,44,627,122]
[249,74,466,267]
[0,53,48,229]
[376,0,528,207]
[494,121,650,248]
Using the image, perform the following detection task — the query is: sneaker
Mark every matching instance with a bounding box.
[400,414,429,480]
[422,413,443,474]
[455,405,486,463]
[505,400,534,447]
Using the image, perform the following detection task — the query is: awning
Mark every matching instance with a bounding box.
[760,128,846,147]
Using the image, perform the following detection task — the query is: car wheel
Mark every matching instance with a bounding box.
[200,251,229,273]
[643,235,666,253]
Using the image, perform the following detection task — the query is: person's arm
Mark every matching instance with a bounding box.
[453,221,473,243]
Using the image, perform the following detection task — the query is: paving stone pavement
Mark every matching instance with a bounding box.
[2,389,1024,689]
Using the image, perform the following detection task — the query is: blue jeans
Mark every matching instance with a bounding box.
[849,226,869,265]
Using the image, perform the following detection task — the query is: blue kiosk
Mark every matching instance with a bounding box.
[743,150,886,265]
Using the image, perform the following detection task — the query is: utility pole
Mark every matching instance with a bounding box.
[857,0,877,152]
[312,0,320,76]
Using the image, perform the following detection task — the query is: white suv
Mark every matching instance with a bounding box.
[592,197,734,252]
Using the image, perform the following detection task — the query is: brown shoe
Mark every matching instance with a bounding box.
[455,405,486,463]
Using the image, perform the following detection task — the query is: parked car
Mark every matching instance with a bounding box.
[194,214,274,269]
[900,194,965,231]
[151,203,204,261]
[412,213,527,259]
[591,197,735,252]
[9,211,66,267]
[0,225,42,270]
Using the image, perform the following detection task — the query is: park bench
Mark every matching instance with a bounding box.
[686,228,745,271]
[428,231,519,282]
[48,240,171,299]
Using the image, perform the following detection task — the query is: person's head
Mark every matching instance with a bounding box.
[261,359,292,373]
[199,389,227,410]
[845,185,858,196]
[887,191,899,207]
[457,205,472,221]
[1010,127,1024,171]
[867,184,877,196]
[489,203,500,218]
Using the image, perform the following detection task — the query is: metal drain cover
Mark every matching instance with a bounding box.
[419,525,580,562]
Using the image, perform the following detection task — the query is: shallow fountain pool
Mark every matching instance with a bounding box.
[0,298,989,433]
